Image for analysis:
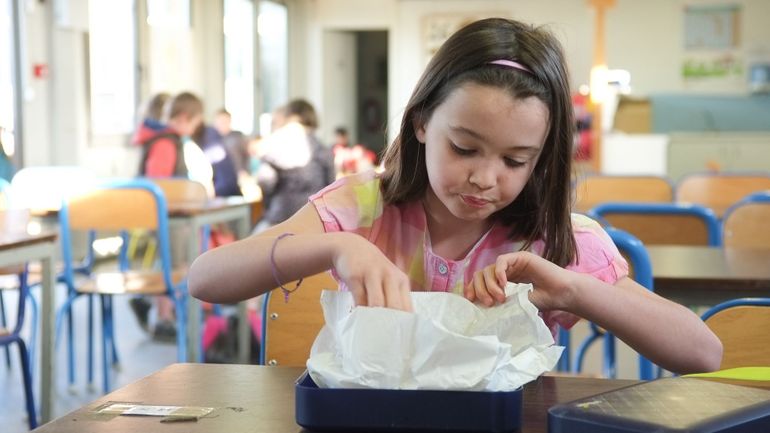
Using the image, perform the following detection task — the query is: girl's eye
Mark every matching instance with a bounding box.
[449,142,474,156]
[504,158,526,168]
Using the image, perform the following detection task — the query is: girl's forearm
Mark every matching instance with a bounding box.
[188,232,349,303]
[568,274,722,374]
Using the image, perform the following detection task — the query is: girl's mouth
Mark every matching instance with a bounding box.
[461,195,489,208]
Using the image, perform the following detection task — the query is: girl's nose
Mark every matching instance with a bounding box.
[468,164,496,190]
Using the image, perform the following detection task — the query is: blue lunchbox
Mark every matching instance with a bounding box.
[295,371,523,432]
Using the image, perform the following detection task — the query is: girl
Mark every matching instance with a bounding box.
[189,18,721,374]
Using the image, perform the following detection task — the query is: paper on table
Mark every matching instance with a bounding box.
[307,283,563,391]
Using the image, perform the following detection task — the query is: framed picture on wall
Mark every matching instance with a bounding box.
[422,13,505,63]
[684,4,740,51]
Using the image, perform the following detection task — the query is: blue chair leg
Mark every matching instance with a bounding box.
[557,328,571,372]
[16,338,37,430]
[16,338,38,429]
[87,294,95,388]
[106,295,119,367]
[573,328,603,373]
[173,292,188,363]
[603,331,616,378]
[26,289,39,372]
[68,306,76,387]
[100,294,112,394]
[53,291,80,388]
[0,291,11,367]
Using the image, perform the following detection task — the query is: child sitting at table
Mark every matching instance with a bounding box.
[188,18,722,374]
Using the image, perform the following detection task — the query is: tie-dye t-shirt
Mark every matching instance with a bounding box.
[309,171,629,332]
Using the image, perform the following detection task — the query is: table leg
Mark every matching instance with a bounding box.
[40,246,55,422]
[236,211,251,364]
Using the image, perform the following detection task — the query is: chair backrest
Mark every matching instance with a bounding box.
[722,192,770,248]
[701,298,770,369]
[589,202,721,246]
[573,175,673,213]
[59,179,173,286]
[150,177,209,205]
[676,173,770,218]
[260,272,337,367]
[605,227,654,380]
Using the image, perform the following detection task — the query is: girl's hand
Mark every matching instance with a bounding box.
[464,251,577,311]
[331,233,413,312]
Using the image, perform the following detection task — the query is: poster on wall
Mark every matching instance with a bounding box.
[422,13,505,64]
[682,4,743,91]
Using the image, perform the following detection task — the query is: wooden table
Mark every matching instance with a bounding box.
[168,197,256,363]
[648,245,770,306]
[31,363,643,433]
[0,211,58,423]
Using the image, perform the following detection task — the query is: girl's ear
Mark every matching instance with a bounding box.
[412,116,427,144]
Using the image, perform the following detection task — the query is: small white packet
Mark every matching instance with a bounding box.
[307,283,563,391]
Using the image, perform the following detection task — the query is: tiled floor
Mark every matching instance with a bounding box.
[1,283,648,432]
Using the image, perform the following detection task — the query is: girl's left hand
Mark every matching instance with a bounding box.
[464,251,577,311]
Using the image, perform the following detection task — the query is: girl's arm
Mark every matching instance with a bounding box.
[188,203,412,310]
[466,252,723,374]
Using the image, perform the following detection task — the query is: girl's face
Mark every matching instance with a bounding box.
[415,83,549,226]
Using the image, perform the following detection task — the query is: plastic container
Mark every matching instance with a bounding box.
[295,371,523,432]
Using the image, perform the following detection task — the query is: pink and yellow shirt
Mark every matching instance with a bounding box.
[309,171,629,332]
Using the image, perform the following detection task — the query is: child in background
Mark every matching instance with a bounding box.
[189,18,721,374]
[136,91,211,340]
[332,126,376,175]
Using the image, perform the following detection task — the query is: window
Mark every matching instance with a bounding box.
[224,0,255,134]
[89,0,137,135]
[0,0,16,162]
[257,0,288,135]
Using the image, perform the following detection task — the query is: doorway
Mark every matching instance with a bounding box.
[322,30,388,159]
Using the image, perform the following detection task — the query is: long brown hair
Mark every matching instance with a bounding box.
[380,18,576,266]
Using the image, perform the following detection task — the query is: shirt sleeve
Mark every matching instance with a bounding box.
[542,214,630,333]
[309,171,380,236]
[145,138,177,177]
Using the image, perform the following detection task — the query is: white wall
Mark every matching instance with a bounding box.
[322,31,357,143]
[289,0,770,144]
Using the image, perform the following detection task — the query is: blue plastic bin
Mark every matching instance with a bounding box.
[295,371,523,432]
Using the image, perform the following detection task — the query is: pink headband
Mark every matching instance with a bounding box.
[489,59,531,74]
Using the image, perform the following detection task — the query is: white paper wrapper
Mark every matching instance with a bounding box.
[307,283,563,391]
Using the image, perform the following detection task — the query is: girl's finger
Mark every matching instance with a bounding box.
[482,265,506,304]
[495,256,509,287]
[364,272,385,308]
[348,279,367,307]
[473,270,494,307]
[382,274,403,311]
[399,276,413,312]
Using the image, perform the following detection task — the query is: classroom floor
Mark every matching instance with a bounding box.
[0,283,645,432]
[0,286,176,432]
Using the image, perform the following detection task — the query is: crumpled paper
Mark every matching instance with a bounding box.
[306,283,563,391]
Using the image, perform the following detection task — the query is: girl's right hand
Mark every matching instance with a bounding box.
[330,233,413,312]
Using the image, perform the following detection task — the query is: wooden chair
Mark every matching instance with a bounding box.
[55,179,187,394]
[701,298,770,369]
[569,227,655,380]
[588,202,721,246]
[573,175,673,213]
[151,177,209,204]
[676,173,770,218]
[722,191,770,249]
[128,178,210,267]
[260,272,337,367]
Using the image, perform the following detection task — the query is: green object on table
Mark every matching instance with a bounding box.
[685,366,770,381]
